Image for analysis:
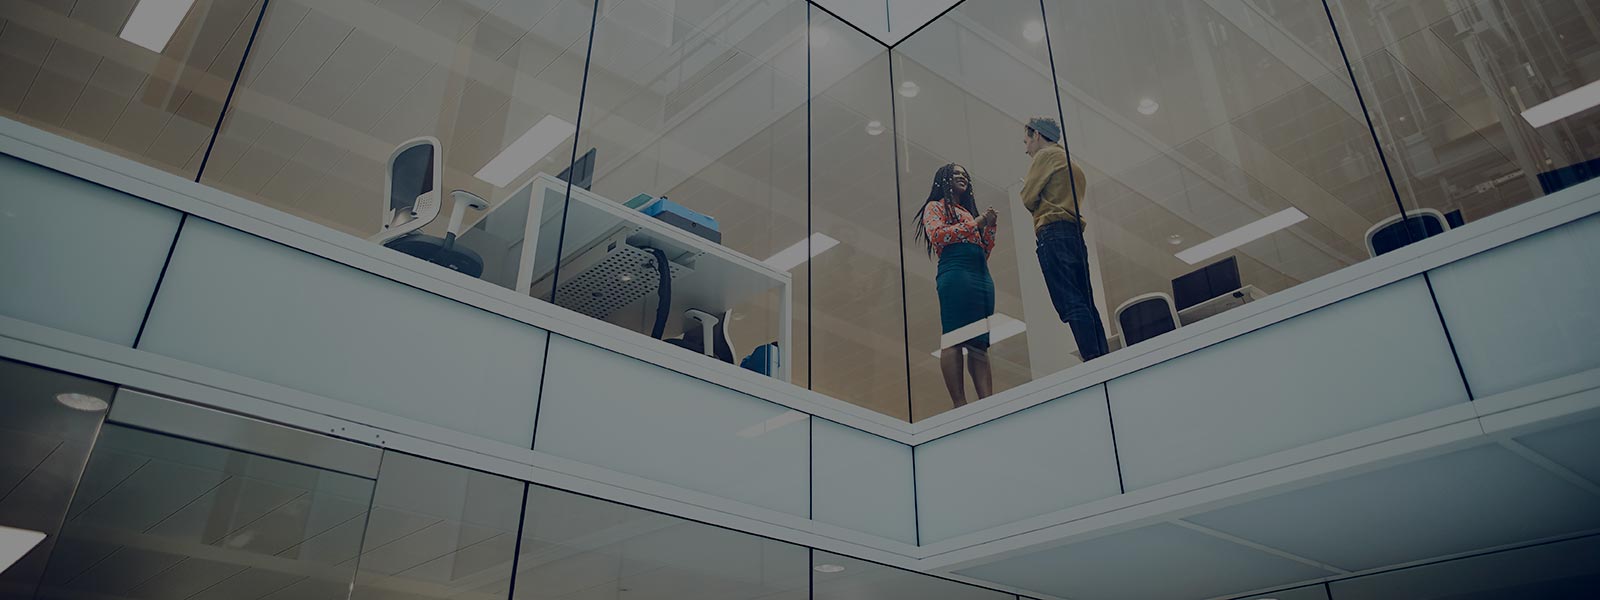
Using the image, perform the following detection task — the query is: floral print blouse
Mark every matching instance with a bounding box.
[923,200,997,258]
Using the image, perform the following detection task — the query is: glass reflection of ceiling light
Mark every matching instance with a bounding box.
[55,393,108,412]
[813,564,846,573]
[0,526,47,573]
[762,233,840,271]
[1521,78,1600,128]
[899,81,920,98]
[932,313,1026,357]
[1174,207,1307,265]
[865,120,885,136]
[120,0,199,52]
[475,115,577,187]
[1137,98,1160,115]
[618,273,634,283]
[1022,20,1046,43]
[737,411,807,438]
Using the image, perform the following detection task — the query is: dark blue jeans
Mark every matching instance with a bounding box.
[1036,222,1109,361]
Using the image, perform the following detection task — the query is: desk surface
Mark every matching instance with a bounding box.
[456,174,792,378]
[1177,285,1264,326]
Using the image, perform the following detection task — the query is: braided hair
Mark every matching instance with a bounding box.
[912,163,979,258]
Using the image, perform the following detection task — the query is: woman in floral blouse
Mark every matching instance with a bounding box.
[913,163,998,407]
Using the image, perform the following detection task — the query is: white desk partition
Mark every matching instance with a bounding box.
[458,174,793,381]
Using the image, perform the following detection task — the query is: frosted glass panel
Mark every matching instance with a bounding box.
[138,219,547,445]
[810,420,915,544]
[535,336,809,517]
[1428,214,1600,397]
[0,154,180,344]
[916,386,1121,543]
[1109,277,1468,489]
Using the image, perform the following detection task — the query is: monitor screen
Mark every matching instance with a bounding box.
[560,147,597,190]
[1172,256,1241,312]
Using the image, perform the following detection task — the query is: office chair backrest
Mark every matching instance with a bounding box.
[372,137,443,245]
[1116,292,1179,347]
[1366,209,1448,258]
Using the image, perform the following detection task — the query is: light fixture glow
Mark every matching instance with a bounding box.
[1521,78,1600,128]
[1022,20,1046,43]
[898,81,920,98]
[120,0,199,52]
[1174,208,1308,265]
[55,393,108,412]
[762,233,839,272]
[813,564,846,573]
[474,115,577,187]
[1137,97,1160,115]
[0,526,47,574]
[865,120,885,136]
[934,313,1026,356]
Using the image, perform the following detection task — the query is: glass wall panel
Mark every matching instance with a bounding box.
[0,360,111,599]
[1321,0,1600,252]
[890,0,1064,420]
[202,0,595,285]
[808,7,909,417]
[37,423,375,600]
[509,484,809,600]
[812,550,1017,600]
[0,0,263,179]
[1328,534,1600,599]
[350,452,521,600]
[552,0,807,385]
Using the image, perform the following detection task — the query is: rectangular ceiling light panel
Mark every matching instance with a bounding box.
[121,0,200,52]
[1175,208,1308,265]
[763,233,840,272]
[475,115,578,188]
[0,525,47,573]
[1522,79,1600,128]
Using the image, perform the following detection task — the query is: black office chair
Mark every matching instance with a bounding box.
[1116,293,1180,347]
[1365,209,1448,258]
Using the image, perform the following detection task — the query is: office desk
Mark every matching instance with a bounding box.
[1178,285,1265,326]
[455,174,793,381]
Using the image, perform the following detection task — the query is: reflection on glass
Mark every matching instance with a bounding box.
[812,550,1016,600]
[350,452,521,600]
[0,360,111,599]
[552,0,806,384]
[1329,534,1600,599]
[202,0,593,248]
[0,0,264,179]
[509,484,809,600]
[892,0,1062,420]
[1320,0,1600,252]
[38,424,375,600]
[808,7,910,418]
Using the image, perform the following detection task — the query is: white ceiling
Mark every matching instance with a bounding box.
[0,0,1595,422]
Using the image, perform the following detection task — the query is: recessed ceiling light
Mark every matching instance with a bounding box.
[1137,97,1160,115]
[763,233,840,272]
[0,526,47,573]
[1167,234,1184,246]
[55,393,108,412]
[813,564,846,573]
[1022,20,1046,43]
[1521,78,1600,128]
[899,81,920,98]
[865,120,885,136]
[120,0,199,52]
[1175,207,1308,265]
[475,115,577,188]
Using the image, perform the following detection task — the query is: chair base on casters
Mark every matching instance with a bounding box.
[384,234,485,278]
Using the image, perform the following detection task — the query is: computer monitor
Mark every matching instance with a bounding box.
[1172,256,1241,312]
[559,147,597,190]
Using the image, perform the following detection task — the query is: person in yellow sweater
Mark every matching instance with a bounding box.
[1021,117,1108,361]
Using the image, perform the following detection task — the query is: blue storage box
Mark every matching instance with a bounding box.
[642,197,720,243]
